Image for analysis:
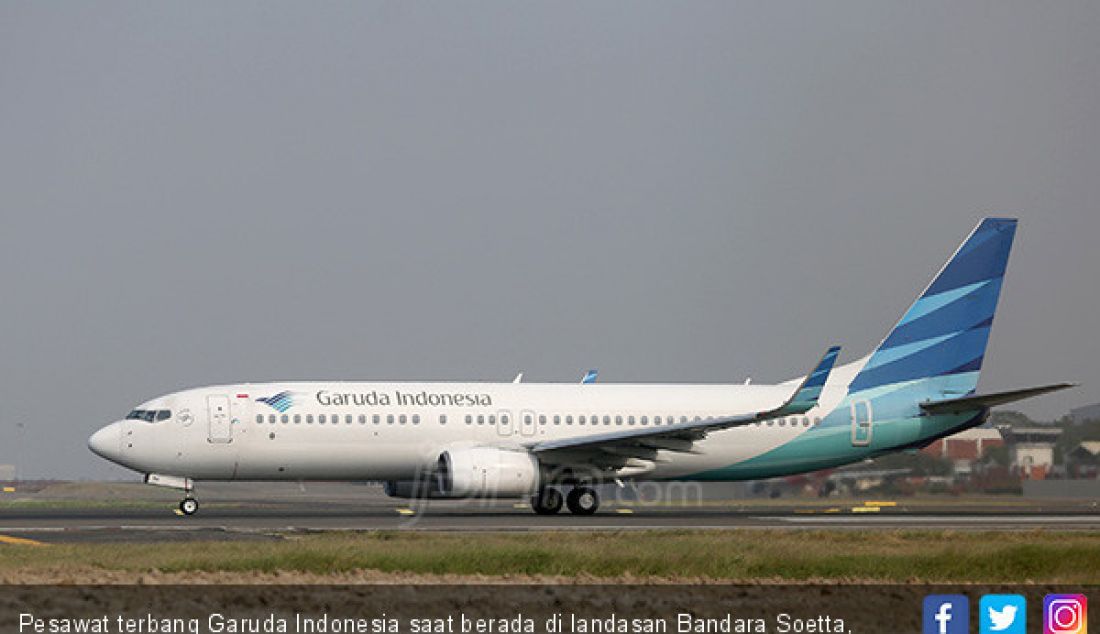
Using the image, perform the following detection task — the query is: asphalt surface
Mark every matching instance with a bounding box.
[2,481,1099,543]
[2,502,1100,543]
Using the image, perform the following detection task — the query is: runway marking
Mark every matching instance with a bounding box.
[2,487,15,493]
[864,501,897,507]
[0,534,46,546]
[396,508,416,516]
[173,509,184,516]
[615,508,634,514]
[851,506,881,513]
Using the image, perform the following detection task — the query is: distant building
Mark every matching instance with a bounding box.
[1069,403,1100,424]
[1000,427,1062,480]
[922,428,1005,474]
[0,464,14,481]
[1066,441,1100,479]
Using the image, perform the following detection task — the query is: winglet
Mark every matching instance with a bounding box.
[773,346,841,416]
[581,369,598,384]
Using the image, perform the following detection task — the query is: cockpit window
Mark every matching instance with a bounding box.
[126,409,171,422]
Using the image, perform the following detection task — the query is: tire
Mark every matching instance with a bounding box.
[179,498,199,515]
[531,488,563,515]
[566,486,599,515]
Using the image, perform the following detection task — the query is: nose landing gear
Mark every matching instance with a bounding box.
[179,497,199,516]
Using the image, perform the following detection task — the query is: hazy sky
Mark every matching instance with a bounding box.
[2,2,1098,479]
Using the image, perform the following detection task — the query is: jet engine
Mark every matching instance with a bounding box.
[437,447,541,498]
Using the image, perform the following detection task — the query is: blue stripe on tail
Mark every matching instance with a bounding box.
[848,217,1017,394]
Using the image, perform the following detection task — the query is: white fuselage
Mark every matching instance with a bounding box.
[91,358,864,483]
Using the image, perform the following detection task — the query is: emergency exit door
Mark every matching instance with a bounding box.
[850,399,873,447]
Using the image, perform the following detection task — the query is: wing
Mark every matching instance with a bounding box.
[920,382,1076,415]
[529,346,841,474]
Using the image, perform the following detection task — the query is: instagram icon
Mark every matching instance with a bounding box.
[1045,594,1088,634]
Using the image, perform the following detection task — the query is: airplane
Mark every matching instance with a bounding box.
[88,217,1074,516]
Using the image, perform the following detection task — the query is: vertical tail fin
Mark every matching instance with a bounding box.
[848,217,1017,395]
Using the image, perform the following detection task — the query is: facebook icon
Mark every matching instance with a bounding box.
[924,595,970,634]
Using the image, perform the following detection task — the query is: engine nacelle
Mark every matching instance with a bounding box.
[382,479,452,499]
[437,447,541,498]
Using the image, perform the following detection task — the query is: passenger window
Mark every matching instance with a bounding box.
[578,416,586,425]
[412,414,420,425]
[615,416,623,425]
[813,417,821,426]
[465,415,472,425]
[373,414,381,425]
[553,415,561,425]
[269,415,276,424]
[294,415,302,424]
[281,414,289,424]
[565,415,573,425]
[157,410,171,421]
[359,414,366,424]
[256,414,263,424]
[439,415,447,425]
[477,415,484,425]
[387,415,395,424]
[539,415,547,425]
[399,414,407,425]
[488,415,495,425]
[501,415,509,425]
[345,414,352,424]
[628,416,635,425]
[641,416,648,426]
[604,416,611,425]
[319,415,326,424]
[654,416,661,425]
[306,415,314,424]
[524,414,532,425]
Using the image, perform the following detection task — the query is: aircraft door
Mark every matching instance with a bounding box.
[207,394,233,443]
[850,399,873,447]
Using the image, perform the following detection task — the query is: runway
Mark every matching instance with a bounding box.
[2,482,1099,543]
[2,503,1100,543]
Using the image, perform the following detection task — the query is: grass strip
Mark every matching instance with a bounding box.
[1,530,1099,583]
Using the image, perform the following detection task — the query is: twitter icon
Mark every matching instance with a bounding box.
[981,594,1027,634]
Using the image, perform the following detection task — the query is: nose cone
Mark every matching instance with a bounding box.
[88,422,122,461]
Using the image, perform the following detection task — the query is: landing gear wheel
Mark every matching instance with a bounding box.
[566,486,599,515]
[531,488,564,515]
[179,497,199,516]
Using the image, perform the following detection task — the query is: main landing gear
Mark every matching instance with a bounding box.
[530,486,599,515]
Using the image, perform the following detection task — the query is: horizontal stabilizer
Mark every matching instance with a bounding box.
[920,382,1077,415]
